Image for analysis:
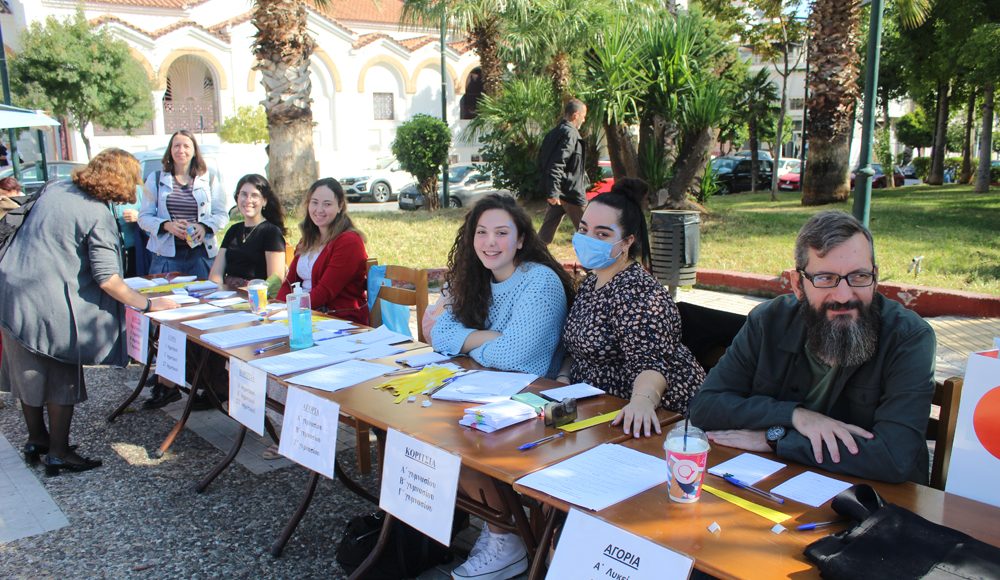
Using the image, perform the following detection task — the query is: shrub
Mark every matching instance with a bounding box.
[218,105,268,144]
[911,156,931,180]
[391,114,451,210]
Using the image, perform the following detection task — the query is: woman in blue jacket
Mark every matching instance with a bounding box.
[138,130,227,278]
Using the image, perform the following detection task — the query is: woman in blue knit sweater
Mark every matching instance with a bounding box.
[431,194,574,377]
[430,194,574,580]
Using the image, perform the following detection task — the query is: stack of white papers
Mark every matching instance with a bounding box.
[460,400,538,433]
[770,472,852,507]
[182,312,260,331]
[124,277,156,289]
[201,323,288,349]
[208,297,246,307]
[396,351,451,367]
[352,325,411,346]
[204,290,236,300]
[286,359,396,393]
[540,383,605,401]
[170,275,197,283]
[431,371,537,404]
[186,280,218,293]
[516,444,668,511]
[249,343,356,375]
[167,294,202,305]
[146,303,223,321]
[707,453,785,485]
[315,319,357,332]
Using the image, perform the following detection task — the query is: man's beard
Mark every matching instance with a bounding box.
[803,296,880,367]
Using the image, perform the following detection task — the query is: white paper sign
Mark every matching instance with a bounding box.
[228,357,267,436]
[379,429,462,546]
[156,325,187,386]
[946,349,1000,507]
[125,308,149,363]
[547,509,693,580]
[278,387,340,478]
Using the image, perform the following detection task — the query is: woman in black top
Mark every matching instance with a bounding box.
[208,174,287,288]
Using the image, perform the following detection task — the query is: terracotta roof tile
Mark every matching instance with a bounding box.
[88,0,208,8]
[353,32,392,50]
[153,19,229,42]
[89,15,151,37]
[448,39,475,54]
[399,35,435,51]
[319,0,405,26]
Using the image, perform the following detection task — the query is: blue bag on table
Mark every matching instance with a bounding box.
[367,264,412,338]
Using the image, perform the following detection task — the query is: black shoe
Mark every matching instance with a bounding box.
[145,374,160,390]
[43,454,102,476]
[23,443,77,464]
[142,386,181,410]
[191,392,227,411]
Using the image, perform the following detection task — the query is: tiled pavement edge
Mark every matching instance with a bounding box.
[0,434,69,543]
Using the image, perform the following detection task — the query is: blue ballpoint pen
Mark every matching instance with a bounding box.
[796,520,846,531]
[720,473,785,504]
[518,431,566,451]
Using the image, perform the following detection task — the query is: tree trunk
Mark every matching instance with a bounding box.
[471,20,503,96]
[882,103,894,189]
[927,80,950,185]
[548,52,571,100]
[801,133,851,205]
[960,88,976,184]
[603,120,640,179]
[267,119,318,213]
[748,118,759,192]
[772,53,791,200]
[803,0,861,204]
[657,126,716,209]
[254,0,318,212]
[79,122,92,160]
[975,82,993,193]
[421,176,440,211]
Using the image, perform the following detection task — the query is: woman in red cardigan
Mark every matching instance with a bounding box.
[278,178,369,325]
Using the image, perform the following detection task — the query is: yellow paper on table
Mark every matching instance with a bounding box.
[702,484,791,524]
[138,282,195,294]
[558,410,620,432]
[376,366,458,403]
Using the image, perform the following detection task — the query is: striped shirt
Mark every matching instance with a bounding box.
[165,179,197,247]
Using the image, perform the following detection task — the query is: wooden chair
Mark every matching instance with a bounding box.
[368,264,430,343]
[284,243,295,268]
[928,376,963,490]
[676,302,748,372]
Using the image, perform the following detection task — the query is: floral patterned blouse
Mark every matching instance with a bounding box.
[563,262,706,413]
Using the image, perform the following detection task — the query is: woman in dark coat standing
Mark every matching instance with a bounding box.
[0,149,178,475]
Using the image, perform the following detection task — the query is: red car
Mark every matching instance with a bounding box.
[850,163,905,188]
[587,160,614,200]
[777,166,801,191]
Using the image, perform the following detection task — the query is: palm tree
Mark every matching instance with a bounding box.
[735,68,780,195]
[403,0,529,97]
[253,0,322,210]
[802,0,932,205]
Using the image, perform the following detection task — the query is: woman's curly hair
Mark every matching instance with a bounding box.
[445,194,575,329]
[72,148,142,203]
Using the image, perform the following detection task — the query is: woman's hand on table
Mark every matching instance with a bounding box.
[612,396,662,438]
[149,296,180,311]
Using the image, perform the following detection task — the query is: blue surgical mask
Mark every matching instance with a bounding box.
[572,232,623,270]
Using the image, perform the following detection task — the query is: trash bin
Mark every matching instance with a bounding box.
[649,210,700,297]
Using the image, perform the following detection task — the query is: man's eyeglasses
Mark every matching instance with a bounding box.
[797,270,876,289]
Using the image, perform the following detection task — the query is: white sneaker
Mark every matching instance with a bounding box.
[451,525,528,580]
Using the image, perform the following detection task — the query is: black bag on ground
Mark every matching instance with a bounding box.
[336,510,460,579]
[0,190,41,263]
[805,484,1000,579]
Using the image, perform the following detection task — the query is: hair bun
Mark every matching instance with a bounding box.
[607,177,648,207]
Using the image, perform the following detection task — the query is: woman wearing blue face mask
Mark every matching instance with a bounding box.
[558,178,705,438]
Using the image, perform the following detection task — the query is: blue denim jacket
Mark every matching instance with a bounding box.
[138,170,227,258]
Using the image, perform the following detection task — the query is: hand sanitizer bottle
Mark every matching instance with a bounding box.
[287,282,314,350]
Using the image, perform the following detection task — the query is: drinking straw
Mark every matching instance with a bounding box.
[684,416,689,451]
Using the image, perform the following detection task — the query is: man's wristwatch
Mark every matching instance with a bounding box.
[765,425,786,451]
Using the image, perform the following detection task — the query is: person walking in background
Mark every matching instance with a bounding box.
[138,129,227,279]
[0,149,179,475]
[537,98,589,244]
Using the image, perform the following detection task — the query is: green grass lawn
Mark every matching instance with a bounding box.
[286,184,999,295]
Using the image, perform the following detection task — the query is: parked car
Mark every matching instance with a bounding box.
[711,156,773,195]
[850,163,904,189]
[777,164,802,191]
[0,161,86,195]
[586,159,614,200]
[775,157,801,176]
[133,146,236,217]
[340,156,414,202]
[732,150,774,161]
[398,164,511,210]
